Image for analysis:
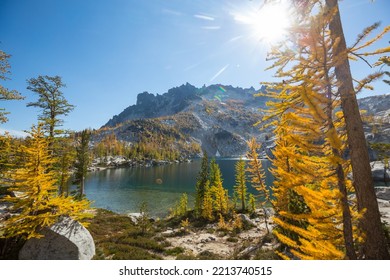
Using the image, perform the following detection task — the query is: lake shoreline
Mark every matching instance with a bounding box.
[88,155,195,172]
[87,155,272,172]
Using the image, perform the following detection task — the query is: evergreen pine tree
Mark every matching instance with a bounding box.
[234,158,247,212]
[74,130,90,199]
[194,151,209,216]
[54,135,76,196]
[209,158,218,187]
[26,75,74,141]
[0,50,24,123]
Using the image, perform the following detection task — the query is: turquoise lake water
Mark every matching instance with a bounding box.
[81,159,274,217]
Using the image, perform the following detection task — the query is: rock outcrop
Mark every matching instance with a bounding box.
[19,217,95,260]
[371,161,390,182]
[376,187,390,201]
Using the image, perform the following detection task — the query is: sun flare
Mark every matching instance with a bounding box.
[233,1,291,44]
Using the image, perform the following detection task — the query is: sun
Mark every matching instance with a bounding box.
[233,1,291,44]
[252,3,291,43]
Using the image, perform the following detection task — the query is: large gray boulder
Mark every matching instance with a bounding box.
[19,217,95,260]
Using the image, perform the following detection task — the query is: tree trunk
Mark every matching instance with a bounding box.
[325,0,389,259]
[335,159,357,259]
[81,176,85,198]
[323,38,356,259]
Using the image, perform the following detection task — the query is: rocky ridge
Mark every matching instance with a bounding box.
[98,83,269,157]
[97,84,389,158]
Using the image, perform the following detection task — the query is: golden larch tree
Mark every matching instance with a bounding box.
[1,124,91,239]
[246,137,270,234]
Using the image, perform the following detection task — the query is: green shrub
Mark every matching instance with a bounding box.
[165,247,185,256]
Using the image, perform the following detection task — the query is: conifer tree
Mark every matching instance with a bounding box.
[234,158,247,212]
[54,135,76,196]
[246,138,270,234]
[209,160,228,215]
[262,8,346,259]
[26,75,74,141]
[209,158,218,187]
[262,0,389,259]
[248,193,256,214]
[171,193,189,217]
[0,132,12,175]
[378,56,390,85]
[194,151,209,216]
[74,129,90,199]
[269,111,347,259]
[0,50,24,123]
[324,0,389,259]
[202,182,214,221]
[179,193,188,215]
[1,124,90,239]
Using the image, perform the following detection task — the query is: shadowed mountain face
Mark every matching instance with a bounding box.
[98,83,389,158]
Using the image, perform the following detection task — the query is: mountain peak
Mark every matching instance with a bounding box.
[104,83,262,128]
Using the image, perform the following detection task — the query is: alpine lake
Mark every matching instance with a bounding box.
[76,159,274,217]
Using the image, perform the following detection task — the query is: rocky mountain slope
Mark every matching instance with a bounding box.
[358,94,390,144]
[96,84,389,158]
[98,83,269,157]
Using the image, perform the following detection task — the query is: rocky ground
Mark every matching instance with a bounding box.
[2,160,390,259]
[159,188,390,260]
[160,211,277,260]
[376,187,390,225]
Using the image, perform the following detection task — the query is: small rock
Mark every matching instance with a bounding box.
[127,213,142,224]
[161,230,175,237]
[378,199,390,208]
[237,245,258,258]
[376,187,390,201]
[238,214,255,226]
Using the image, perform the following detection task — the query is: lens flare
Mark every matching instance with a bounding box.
[233,1,291,44]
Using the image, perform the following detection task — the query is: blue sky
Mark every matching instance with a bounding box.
[1,0,389,135]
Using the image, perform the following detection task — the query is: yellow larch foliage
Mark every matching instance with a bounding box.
[1,124,91,239]
[246,137,270,233]
[202,183,214,221]
[210,163,229,215]
[260,2,375,259]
